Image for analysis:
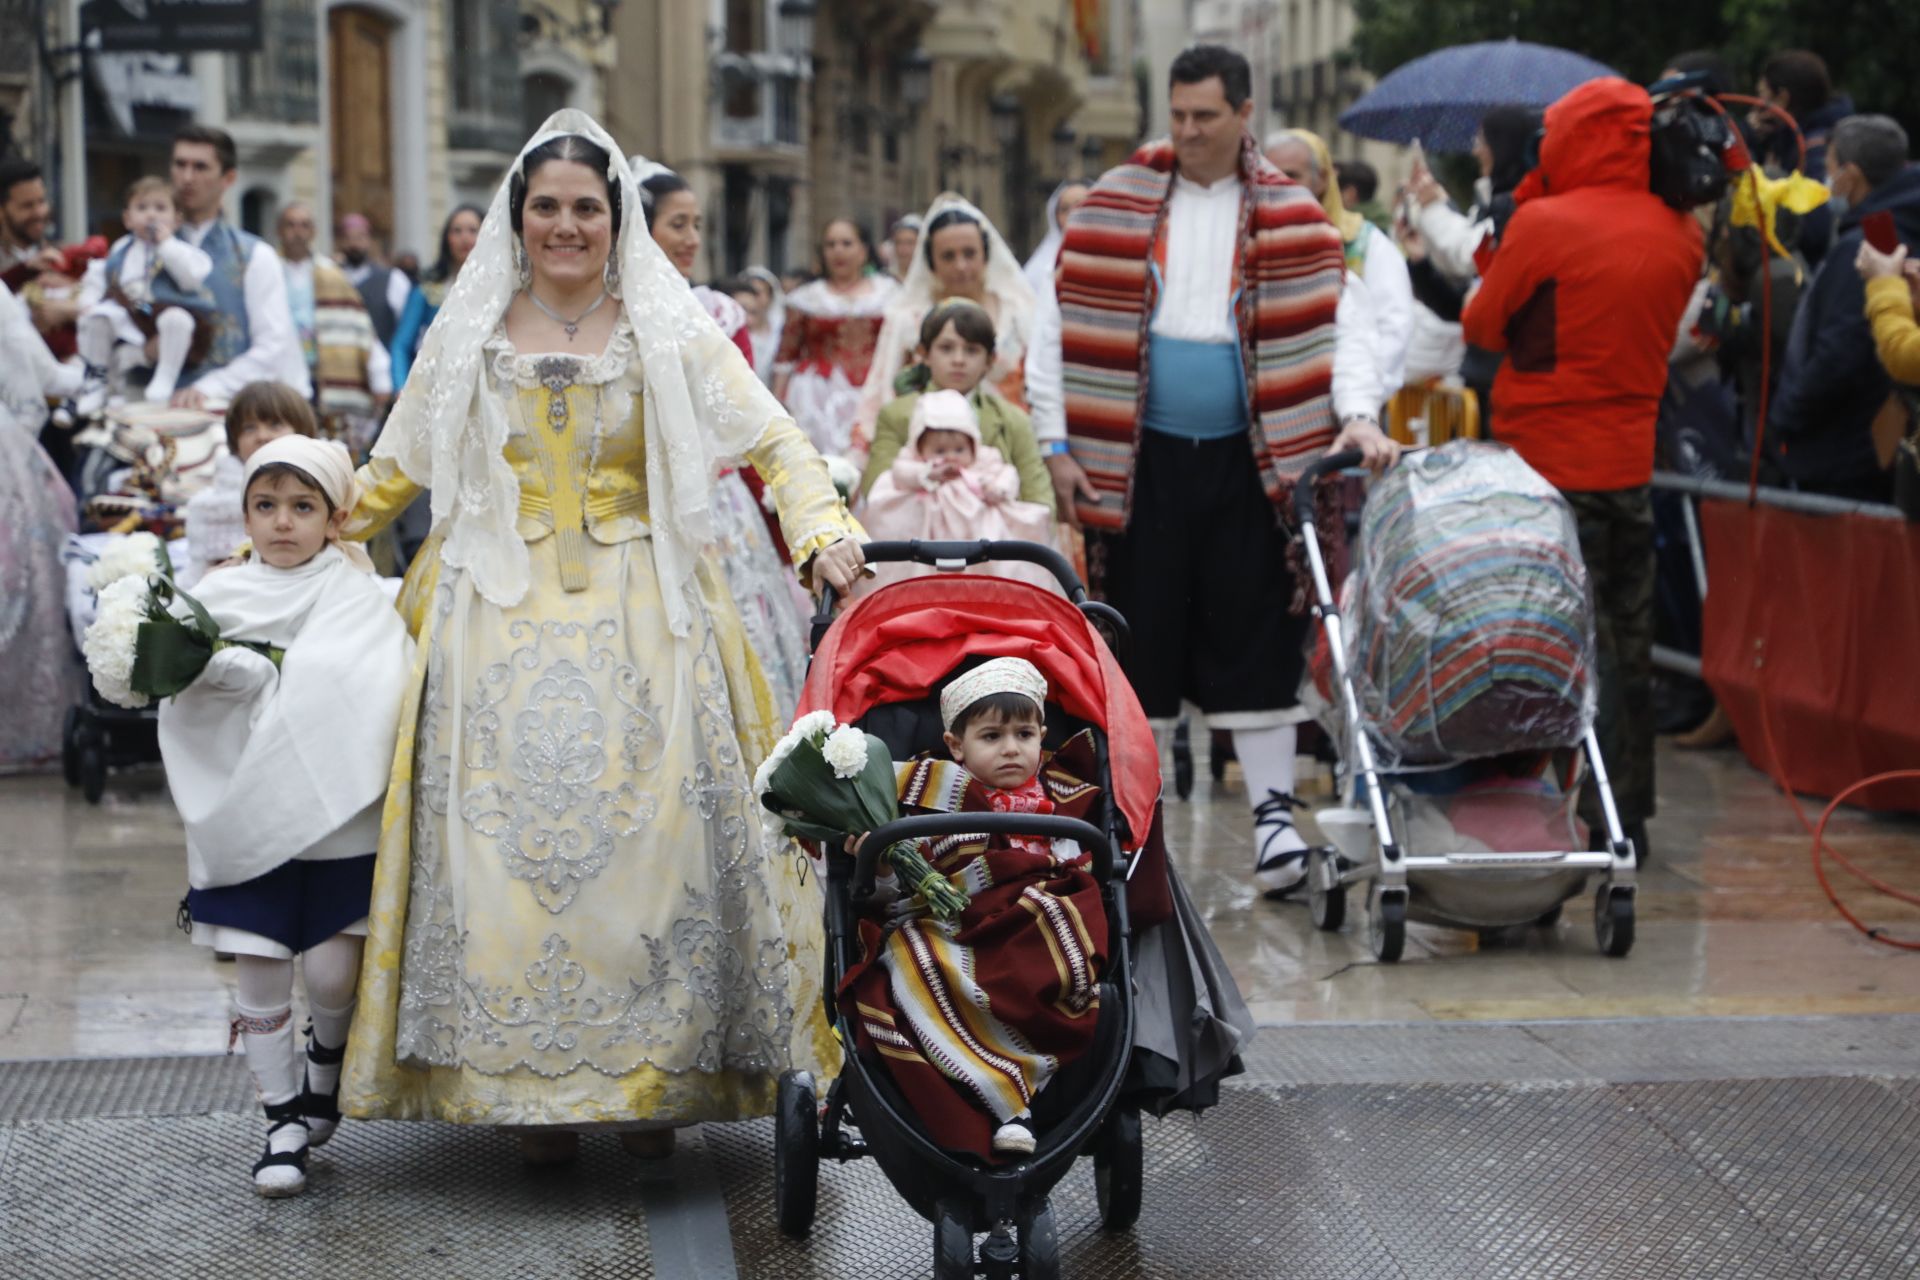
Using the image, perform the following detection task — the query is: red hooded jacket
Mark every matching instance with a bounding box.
[1461,78,1704,491]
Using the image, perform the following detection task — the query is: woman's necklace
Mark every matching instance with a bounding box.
[524,286,609,342]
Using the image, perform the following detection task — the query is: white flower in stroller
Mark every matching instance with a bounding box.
[83,576,153,709]
[753,709,840,799]
[86,531,164,593]
[822,725,870,779]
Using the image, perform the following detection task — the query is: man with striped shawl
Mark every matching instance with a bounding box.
[1037,45,1398,897]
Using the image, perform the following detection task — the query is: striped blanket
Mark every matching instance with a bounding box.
[1349,442,1596,766]
[1057,134,1345,530]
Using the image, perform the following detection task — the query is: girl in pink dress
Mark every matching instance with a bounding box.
[858,389,1057,594]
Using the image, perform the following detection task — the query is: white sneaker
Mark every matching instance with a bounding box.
[992,1121,1036,1156]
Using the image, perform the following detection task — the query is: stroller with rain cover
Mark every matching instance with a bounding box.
[771,540,1246,1280]
[1294,443,1638,962]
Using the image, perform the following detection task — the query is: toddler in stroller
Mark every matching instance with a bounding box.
[772,543,1254,1280]
[844,656,1107,1160]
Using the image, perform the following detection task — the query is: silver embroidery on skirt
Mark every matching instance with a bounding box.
[394,570,794,1080]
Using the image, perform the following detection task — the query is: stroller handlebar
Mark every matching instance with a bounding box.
[838,812,1118,898]
[811,540,1130,656]
[1292,449,1365,529]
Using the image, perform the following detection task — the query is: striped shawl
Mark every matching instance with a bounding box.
[312,258,379,424]
[1058,134,1344,530]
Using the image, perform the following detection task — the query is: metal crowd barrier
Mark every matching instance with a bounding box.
[1648,470,1905,677]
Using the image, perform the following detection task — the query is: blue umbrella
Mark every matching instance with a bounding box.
[1338,40,1617,152]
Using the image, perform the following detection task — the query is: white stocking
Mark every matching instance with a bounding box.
[232,956,298,1108]
[1233,724,1298,807]
[300,932,364,1097]
[145,307,194,402]
[1236,724,1305,861]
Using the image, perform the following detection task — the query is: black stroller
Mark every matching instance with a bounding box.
[772,541,1150,1280]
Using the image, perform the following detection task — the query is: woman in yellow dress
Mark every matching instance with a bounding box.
[335,112,862,1161]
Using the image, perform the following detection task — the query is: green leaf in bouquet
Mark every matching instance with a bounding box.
[762,809,847,847]
[129,618,215,699]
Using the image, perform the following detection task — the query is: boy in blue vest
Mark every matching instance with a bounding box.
[75,176,215,413]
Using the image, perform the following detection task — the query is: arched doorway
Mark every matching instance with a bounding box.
[329,6,397,248]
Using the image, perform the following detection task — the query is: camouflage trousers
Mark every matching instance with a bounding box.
[1563,486,1656,829]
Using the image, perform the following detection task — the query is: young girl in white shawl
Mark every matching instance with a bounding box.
[159,434,412,1198]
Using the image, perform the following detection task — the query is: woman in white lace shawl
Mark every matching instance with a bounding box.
[850,193,1037,464]
[336,111,864,1162]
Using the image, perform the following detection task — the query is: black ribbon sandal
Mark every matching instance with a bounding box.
[253,1099,310,1198]
[299,1027,346,1148]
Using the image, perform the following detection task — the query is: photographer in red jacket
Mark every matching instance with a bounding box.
[1462,77,1705,864]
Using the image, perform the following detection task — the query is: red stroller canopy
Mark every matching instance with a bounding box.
[798,575,1162,849]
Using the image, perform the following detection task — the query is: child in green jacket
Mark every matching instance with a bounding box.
[859,300,1055,515]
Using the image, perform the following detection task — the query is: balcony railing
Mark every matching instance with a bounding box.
[712,65,805,152]
[226,0,319,124]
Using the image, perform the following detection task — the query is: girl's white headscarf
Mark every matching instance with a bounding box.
[374,110,793,635]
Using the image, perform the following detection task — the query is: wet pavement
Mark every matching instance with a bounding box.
[2,739,1917,1277]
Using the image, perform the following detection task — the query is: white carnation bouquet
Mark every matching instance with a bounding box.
[80,534,281,710]
[753,711,970,919]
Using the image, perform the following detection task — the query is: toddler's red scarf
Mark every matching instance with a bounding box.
[1056,133,1344,531]
[982,776,1054,858]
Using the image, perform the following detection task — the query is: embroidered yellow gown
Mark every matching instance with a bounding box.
[338,320,848,1126]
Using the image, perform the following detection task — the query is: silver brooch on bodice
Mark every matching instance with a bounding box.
[533,357,577,433]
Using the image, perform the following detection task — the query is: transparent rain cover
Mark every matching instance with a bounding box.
[1345,441,1598,769]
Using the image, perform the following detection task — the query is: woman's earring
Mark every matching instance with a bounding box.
[515,240,531,288]
[604,252,621,296]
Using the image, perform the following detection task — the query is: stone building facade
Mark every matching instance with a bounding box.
[610,0,1143,282]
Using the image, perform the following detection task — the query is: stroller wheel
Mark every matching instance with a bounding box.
[1093,1104,1143,1231]
[62,707,84,788]
[1172,721,1194,800]
[80,743,108,805]
[1019,1201,1060,1280]
[772,1070,819,1237]
[933,1201,974,1280]
[1595,887,1635,958]
[1368,887,1407,963]
[1308,848,1346,932]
